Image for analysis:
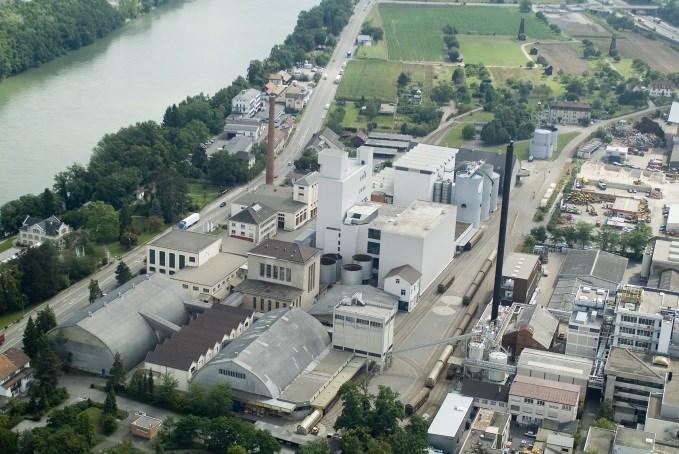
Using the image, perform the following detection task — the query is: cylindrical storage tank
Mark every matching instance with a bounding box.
[641,251,652,278]
[323,253,342,281]
[490,172,500,211]
[481,177,491,222]
[353,254,373,281]
[342,264,363,285]
[488,351,508,383]
[466,342,484,374]
[320,257,337,285]
[433,181,442,203]
[443,180,453,204]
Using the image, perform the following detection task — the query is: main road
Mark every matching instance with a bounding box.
[0,0,375,354]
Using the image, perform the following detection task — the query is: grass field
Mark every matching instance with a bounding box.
[336,103,400,131]
[459,36,528,66]
[187,182,222,209]
[105,215,164,257]
[0,235,16,253]
[337,60,437,102]
[440,111,495,147]
[490,67,565,96]
[591,33,679,73]
[379,4,557,61]
[535,42,591,75]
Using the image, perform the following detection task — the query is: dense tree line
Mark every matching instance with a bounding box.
[660,1,679,27]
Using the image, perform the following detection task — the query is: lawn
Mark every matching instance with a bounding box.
[105,215,165,257]
[356,41,388,59]
[379,4,557,61]
[187,182,222,209]
[335,103,400,131]
[458,36,528,66]
[440,111,495,148]
[0,235,16,253]
[337,59,403,101]
[490,67,565,96]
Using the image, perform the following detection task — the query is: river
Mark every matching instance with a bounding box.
[0,0,318,205]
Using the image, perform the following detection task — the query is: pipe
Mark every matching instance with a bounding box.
[492,141,514,321]
[266,94,275,185]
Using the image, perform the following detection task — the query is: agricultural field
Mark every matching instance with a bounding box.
[458,36,528,66]
[590,33,679,73]
[534,42,591,75]
[490,67,565,96]
[544,12,610,37]
[379,4,557,61]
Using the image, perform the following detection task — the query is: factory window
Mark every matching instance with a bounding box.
[169,253,175,268]
[149,249,156,264]
[182,284,188,289]
[203,288,209,293]
[159,269,166,274]
[273,266,279,280]
[373,258,380,270]
[219,369,246,380]
[179,255,186,269]
[367,241,380,255]
[159,251,165,266]
[169,271,175,276]
[370,321,382,328]
[253,298,257,309]
[266,264,272,278]
[368,228,381,240]
[639,318,655,326]
[537,400,545,406]
[621,315,637,324]
[511,405,520,411]
[149,266,155,272]
[260,300,264,311]
[345,316,355,323]
[524,398,534,404]
[276,301,279,309]
[336,315,345,321]
[401,289,406,296]
[562,405,572,411]
[268,301,272,311]
[189,256,196,263]
[620,327,635,335]
[193,286,199,291]
[260,263,265,277]
[286,268,292,282]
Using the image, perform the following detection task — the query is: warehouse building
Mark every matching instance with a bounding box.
[556,249,628,292]
[427,393,474,454]
[193,308,364,417]
[508,375,580,426]
[516,349,592,403]
[144,305,254,391]
[51,275,191,374]
[500,253,541,305]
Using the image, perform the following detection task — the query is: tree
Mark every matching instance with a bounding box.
[28,334,63,410]
[452,67,465,85]
[23,317,38,359]
[574,221,594,248]
[88,279,103,304]
[108,352,125,390]
[518,17,526,40]
[397,72,411,87]
[597,399,615,420]
[530,226,547,242]
[448,47,460,62]
[115,261,133,286]
[335,382,370,431]
[0,264,25,314]
[462,124,477,140]
[104,385,118,416]
[119,228,139,250]
[147,370,155,396]
[592,417,617,431]
[18,244,68,304]
[609,34,618,57]
[299,440,332,454]
[35,306,57,335]
[100,414,118,436]
[156,373,178,407]
[519,0,532,13]
[118,202,132,232]
[83,201,120,243]
[625,224,652,258]
[371,386,404,437]
[187,383,232,418]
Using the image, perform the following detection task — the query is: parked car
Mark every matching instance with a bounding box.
[219,201,227,208]
[524,431,537,439]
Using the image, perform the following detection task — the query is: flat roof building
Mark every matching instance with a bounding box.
[500,253,541,305]
[147,230,221,275]
[427,393,474,454]
[516,349,592,402]
[171,252,246,302]
[392,143,457,208]
[459,409,511,454]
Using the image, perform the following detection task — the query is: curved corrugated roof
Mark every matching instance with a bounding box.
[57,274,189,369]
[194,308,330,398]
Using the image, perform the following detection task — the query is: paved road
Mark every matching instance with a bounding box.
[0,0,374,354]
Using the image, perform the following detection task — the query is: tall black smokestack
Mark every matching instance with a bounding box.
[266,94,275,185]
[492,141,514,321]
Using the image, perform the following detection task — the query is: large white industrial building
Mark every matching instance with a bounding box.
[392,144,456,207]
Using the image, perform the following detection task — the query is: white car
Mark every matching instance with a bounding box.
[324,103,330,110]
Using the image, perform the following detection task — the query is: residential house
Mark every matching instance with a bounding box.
[231,88,263,117]
[237,239,321,312]
[356,34,373,46]
[508,375,580,426]
[305,127,344,152]
[548,101,591,125]
[649,80,676,98]
[232,184,313,232]
[0,348,31,398]
[130,415,163,440]
[228,203,277,244]
[268,70,292,86]
[285,84,311,112]
[19,215,70,247]
[383,265,422,312]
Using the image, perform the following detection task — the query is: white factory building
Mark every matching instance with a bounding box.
[453,161,500,228]
[529,128,558,160]
[316,146,373,255]
[392,144,456,207]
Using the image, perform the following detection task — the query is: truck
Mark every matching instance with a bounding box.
[598,180,607,190]
[178,213,200,230]
[334,75,341,84]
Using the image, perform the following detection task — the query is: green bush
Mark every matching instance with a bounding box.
[100,414,118,435]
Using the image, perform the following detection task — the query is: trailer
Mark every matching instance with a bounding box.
[437,275,455,294]
[425,360,446,388]
[178,213,200,230]
[405,388,430,415]
[464,229,484,251]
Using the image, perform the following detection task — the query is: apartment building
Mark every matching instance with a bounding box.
[508,375,580,426]
[231,88,263,117]
[548,101,591,125]
[227,203,277,244]
[146,230,221,275]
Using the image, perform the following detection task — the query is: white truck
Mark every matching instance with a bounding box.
[178,212,200,230]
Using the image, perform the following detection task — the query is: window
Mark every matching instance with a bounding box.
[189,256,196,263]
[562,405,572,411]
[253,298,257,309]
[276,301,279,309]
[511,405,520,411]
[401,289,406,296]
[266,264,272,278]
[182,284,189,289]
[149,266,155,272]
[149,249,156,265]
[159,251,165,266]
[260,263,265,277]
[286,268,292,282]
[193,286,199,291]
[395,278,400,284]
[203,288,209,293]
[368,228,381,240]
[169,253,175,268]
[367,241,380,255]
[524,398,534,404]
[273,266,279,280]
[308,263,316,291]
[268,301,271,311]
[537,400,545,406]
[159,269,166,274]
[218,369,246,380]
[179,255,186,269]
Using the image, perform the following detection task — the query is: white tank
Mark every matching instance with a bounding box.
[467,342,484,374]
[641,251,652,279]
[353,254,373,282]
[490,172,500,211]
[341,264,363,285]
[454,172,483,227]
[320,257,337,285]
[480,173,492,222]
[488,351,508,383]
